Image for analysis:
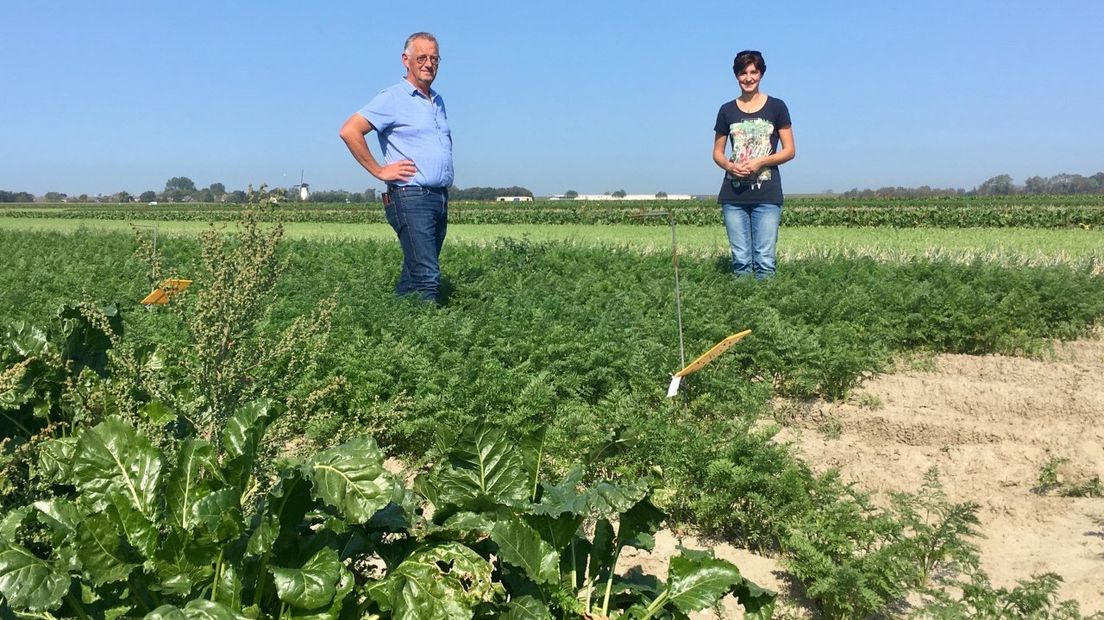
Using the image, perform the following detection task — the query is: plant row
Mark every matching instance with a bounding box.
[12,194,1104,210]
[4,196,1104,228]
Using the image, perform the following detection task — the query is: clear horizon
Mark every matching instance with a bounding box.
[3,1,1102,197]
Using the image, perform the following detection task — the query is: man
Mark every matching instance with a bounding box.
[340,32,452,302]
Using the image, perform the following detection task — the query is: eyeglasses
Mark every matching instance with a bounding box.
[408,54,441,66]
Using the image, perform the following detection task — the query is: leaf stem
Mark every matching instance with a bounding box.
[639,589,670,620]
[570,538,578,592]
[254,477,301,608]
[211,547,224,602]
[584,555,594,614]
[600,545,621,616]
[63,593,93,620]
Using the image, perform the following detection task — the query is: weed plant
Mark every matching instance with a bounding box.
[1035,456,1104,498]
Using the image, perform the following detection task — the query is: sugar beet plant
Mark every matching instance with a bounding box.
[1,202,774,618]
[0,359,774,618]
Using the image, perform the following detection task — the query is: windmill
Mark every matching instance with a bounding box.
[294,169,310,201]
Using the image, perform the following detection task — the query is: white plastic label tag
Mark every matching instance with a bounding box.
[666,375,682,398]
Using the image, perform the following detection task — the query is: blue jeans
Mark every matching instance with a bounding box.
[384,185,448,302]
[721,203,781,279]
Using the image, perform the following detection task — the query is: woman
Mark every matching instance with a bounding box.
[713,50,795,278]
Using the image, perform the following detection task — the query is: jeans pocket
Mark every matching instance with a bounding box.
[384,203,399,228]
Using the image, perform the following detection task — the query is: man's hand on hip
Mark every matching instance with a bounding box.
[377,160,417,183]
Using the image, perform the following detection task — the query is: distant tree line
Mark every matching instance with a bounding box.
[7,171,1103,204]
[994,172,1104,195]
[4,178,536,204]
[840,171,1104,198]
[0,191,35,202]
[3,178,249,204]
[448,186,533,201]
[840,186,967,199]
[309,189,378,203]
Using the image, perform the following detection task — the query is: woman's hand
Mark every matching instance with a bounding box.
[731,158,761,178]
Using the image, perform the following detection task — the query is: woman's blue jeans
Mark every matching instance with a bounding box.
[721,203,781,279]
[384,185,448,302]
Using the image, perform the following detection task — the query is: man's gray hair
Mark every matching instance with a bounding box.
[404,32,438,54]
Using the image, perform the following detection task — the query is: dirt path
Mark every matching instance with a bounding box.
[624,337,1104,618]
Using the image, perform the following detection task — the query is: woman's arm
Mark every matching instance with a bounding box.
[713,132,740,175]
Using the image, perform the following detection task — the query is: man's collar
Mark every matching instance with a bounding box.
[400,78,437,101]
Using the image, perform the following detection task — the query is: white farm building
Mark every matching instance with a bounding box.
[550,194,692,201]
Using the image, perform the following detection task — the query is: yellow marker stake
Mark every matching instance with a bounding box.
[667,329,751,397]
[141,278,192,305]
[675,329,751,377]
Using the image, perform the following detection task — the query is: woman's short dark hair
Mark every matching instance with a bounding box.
[733,50,766,75]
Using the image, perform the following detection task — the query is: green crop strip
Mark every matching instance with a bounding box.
[4,194,1104,228]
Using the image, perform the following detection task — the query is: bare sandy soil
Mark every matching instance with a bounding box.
[622,336,1104,618]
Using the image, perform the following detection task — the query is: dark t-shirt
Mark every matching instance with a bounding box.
[714,96,791,205]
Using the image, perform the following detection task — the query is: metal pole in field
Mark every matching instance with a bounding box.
[639,210,685,369]
[669,211,686,370]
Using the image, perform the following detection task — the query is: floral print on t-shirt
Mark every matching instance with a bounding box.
[728,118,775,187]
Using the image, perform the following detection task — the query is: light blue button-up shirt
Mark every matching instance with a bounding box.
[358,79,453,188]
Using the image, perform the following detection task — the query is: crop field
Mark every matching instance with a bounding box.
[2,198,1103,618]
[5,194,1104,228]
[3,195,1104,266]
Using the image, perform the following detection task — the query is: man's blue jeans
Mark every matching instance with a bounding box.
[721,203,781,279]
[384,185,448,302]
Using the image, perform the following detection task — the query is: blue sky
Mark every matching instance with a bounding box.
[3,0,1102,197]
